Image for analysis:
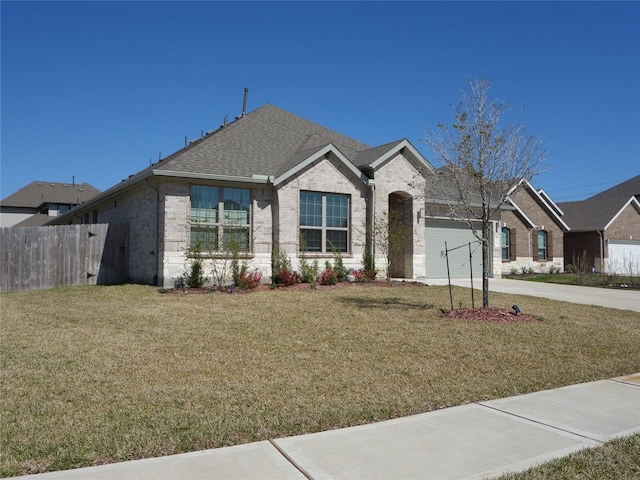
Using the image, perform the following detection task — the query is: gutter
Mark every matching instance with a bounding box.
[599,230,605,273]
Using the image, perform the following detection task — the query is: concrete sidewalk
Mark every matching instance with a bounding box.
[12,374,640,480]
[423,277,640,312]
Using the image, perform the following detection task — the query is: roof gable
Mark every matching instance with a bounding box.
[273,143,370,187]
[507,179,570,231]
[353,139,435,174]
[604,196,640,230]
[559,175,640,231]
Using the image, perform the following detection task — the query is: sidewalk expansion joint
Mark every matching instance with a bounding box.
[269,439,315,480]
[476,402,606,445]
[608,377,640,388]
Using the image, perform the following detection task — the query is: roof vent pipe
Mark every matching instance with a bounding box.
[241,87,249,117]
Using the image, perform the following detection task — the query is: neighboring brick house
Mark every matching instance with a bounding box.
[49,104,435,287]
[559,175,640,275]
[499,179,570,273]
[0,181,100,227]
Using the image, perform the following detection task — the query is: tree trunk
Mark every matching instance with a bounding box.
[482,217,491,308]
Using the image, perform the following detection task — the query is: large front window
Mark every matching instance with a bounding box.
[300,192,349,253]
[190,186,251,251]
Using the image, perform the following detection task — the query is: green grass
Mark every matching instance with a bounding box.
[497,434,640,480]
[504,272,640,289]
[1,284,639,476]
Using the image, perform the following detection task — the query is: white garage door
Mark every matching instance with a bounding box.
[607,240,640,275]
[425,219,485,278]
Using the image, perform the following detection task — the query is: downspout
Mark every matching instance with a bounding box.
[599,230,605,273]
[144,179,160,286]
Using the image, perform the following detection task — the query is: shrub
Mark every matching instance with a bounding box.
[548,264,561,274]
[299,257,319,284]
[331,248,348,282]
[271,249,300,286]
[319,268,338,285]
[363,246,375,272]
[233,265,262,290]
[273,268,301,286]
[184,243,208,288]
[353,268,377,283]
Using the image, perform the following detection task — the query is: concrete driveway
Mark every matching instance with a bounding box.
[423,277,640,312]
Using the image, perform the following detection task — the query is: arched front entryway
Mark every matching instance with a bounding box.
[388,192,414,278]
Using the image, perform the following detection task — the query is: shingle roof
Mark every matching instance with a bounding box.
[154,104,374,178]
[50,104,432,222]
[558,175,640,231]
[1,181,100,208]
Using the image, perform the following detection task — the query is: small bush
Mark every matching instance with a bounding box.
[331,248,348,282]
[271,249,300,286]
[363,246,376,272]
[353,268,377,283]
[184,243,208,288]
[319,268,338,285]
[233,266,262,290]
[300,257,319,284]
[273,268,301,286]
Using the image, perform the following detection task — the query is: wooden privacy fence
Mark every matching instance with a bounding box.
[0,223,129,293]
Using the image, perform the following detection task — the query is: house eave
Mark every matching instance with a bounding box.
[152,170,274,185]
[424,197,514,210]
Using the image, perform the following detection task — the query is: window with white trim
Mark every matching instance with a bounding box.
[299,191,349,253]
[190,185,251,252]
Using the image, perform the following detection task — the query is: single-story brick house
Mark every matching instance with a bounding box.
[50,104,459,287]
[500,179,570,273]
[1,181,100,228]
[559,175,640,275]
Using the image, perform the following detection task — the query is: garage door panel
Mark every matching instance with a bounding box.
[608,240,640,275]
[425,220,484,278]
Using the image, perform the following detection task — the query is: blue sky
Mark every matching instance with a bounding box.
[2,1,639,202]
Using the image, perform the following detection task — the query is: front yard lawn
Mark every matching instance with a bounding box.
[1,284,639,476]
[504,272,640,290]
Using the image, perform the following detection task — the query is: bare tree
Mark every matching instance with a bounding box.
[422,77,548,307]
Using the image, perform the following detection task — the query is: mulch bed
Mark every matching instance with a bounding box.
[160,279,425,295]
[441,307,537,323]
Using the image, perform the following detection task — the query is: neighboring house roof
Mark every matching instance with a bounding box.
[558,175,640,231]
[423,168,512,210]
[51,104,433,221]
[1,181,100,209]
[506,178,571,231]
[12,213,52,227]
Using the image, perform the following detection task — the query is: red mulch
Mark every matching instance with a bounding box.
[159,280,425,295]
[441,307,537,323]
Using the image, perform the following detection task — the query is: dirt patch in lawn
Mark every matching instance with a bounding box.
[441,307,538,323]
